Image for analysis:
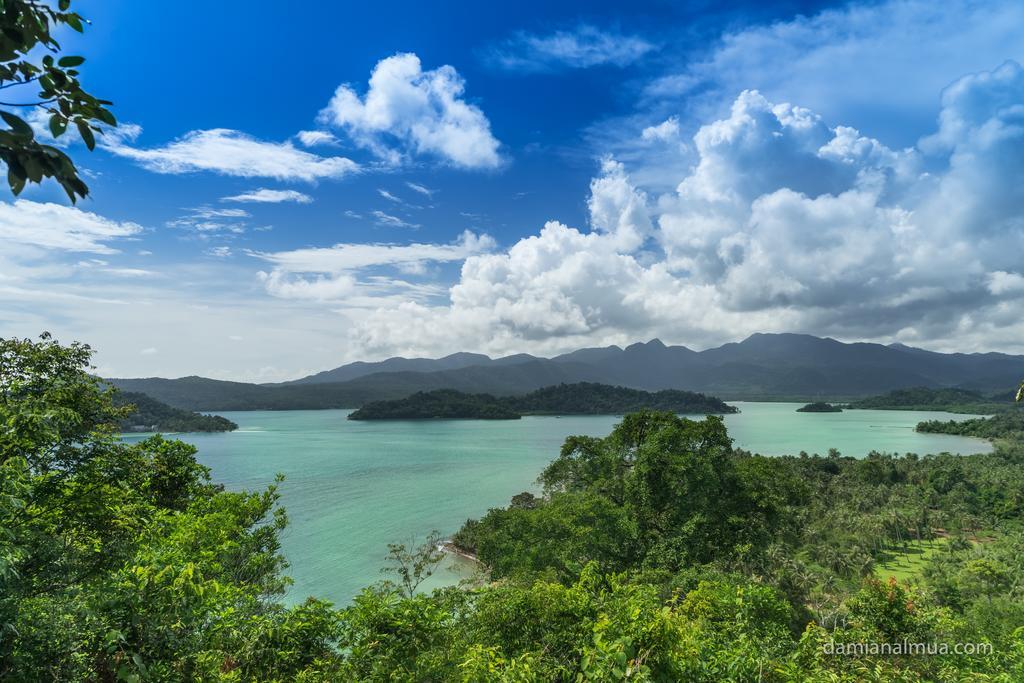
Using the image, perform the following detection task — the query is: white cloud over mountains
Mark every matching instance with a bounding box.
[318,53,502,169]
[346,60,1024,357]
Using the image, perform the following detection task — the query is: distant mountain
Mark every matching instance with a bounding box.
[272,351,518,386]
[107,333,1024,411]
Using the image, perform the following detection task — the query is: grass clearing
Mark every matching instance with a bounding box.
[875,538,949,583]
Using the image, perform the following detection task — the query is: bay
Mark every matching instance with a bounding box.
[122,402,991,605]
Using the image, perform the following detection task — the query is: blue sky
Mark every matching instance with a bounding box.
[2,0,1024,380]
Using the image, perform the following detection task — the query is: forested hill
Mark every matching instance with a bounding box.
[348,383,736,420]
[506,382,737,415]
[848,386,1015,413]
[916,411,1024,439]
[112,391,238,432]
[347,389,521,420]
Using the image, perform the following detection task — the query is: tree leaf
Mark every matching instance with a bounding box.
[57,55,84,67]
[1,112,34,139]
[76,120,95,150]
[49,114,67,138]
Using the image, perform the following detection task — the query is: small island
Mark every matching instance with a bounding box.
[114,391,238,432]
[796,402,843,413]
[349,382,737,420]
[848,387,1014,414]
[915,412,1024,440]
[347,389,521,420]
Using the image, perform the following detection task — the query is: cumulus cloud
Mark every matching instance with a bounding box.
[587,158,652,251]
[0,200,142,253]
[105,128,359,181]
[346,61,1024,357]
[643,0,1024,145]
[221,188,313,204]
[319,53,501,169]
[259,270,356,301]
[988,271,1024,295]
[641,117,680,142]
[489,25,655,72]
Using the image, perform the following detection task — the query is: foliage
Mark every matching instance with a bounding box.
[7,333,1024,680]
[112,390,238,433]
[849,386,1016,414]
[0,1,114,201]
[381,530,445,597]
[916,412,1024,440]
[0,334,339,680]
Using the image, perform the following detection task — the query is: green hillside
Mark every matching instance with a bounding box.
[349,382,737,420]
[113,391,237,432]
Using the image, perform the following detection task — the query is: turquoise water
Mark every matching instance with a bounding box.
[123,403,991,605]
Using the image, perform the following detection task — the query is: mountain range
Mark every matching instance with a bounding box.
[107,333,1024,411]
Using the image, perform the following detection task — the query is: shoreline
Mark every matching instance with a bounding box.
[441,541,481,565]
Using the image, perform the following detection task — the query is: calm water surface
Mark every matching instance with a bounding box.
[124,402,990,604]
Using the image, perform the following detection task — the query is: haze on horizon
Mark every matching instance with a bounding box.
[2,0,1023,382]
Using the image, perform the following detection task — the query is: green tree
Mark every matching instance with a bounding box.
[381,530,445,598]
[0,334,344,680]
[0,1,114,201]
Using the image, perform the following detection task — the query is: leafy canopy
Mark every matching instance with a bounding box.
[0,0,114,201]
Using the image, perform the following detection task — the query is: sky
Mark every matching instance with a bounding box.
[1,0,1023,381]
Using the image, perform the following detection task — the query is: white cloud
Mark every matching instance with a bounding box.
[405,181,434,197]
[587,158,652,251]
[988,271,1024,295]
[105,128,359,181]
[641,117,680,142]
[377,189,402,203]
[319,53,501,169]
[221,188,313,204]
[250,230,494,274]
[258,270,356,301]
[296,130,340,147]
[371,210,420,229]
[193,207,250,219]
[205,246,232,258]
[347,63,1024,357]
[489,25,655,72]
[251,230,495,303]
[646,0,1024,145]
[105,268,155,278]
[0,200,142,253]
[168,206,249,234]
